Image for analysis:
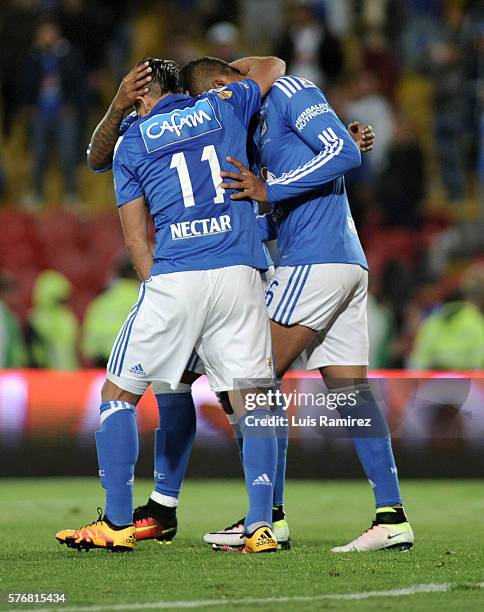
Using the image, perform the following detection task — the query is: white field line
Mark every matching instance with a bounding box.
[14,582,484,612]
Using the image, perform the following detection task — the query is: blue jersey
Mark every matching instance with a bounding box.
[112,80,268,275]
[256,76,368,270]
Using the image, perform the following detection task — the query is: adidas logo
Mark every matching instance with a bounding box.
[129,363,146,376]
[256,528,276,547]
[252,473,272,486]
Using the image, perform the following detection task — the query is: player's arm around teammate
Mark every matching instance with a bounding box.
[87,56,286,173]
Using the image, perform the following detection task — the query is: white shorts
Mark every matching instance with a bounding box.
[266,263,369,369]
[107,266,273,394]
[156,265,277,384]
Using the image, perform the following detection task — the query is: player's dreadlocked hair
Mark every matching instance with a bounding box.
[137,58,184,97]
[181,57,241,97]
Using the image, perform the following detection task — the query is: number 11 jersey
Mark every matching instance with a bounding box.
[112,80,268,275]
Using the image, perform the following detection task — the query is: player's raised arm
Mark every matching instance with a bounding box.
[118,197,153,282]
[229,56,286,97]
[87,62,153,172]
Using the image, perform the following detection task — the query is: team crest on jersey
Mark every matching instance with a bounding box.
[271,205,286,222]
[140,98,222,153]
[297,77,316,88]
[260,114,268,137]
[217,90,233,99]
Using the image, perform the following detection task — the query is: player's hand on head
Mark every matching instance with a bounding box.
[348,121,374,153]
[220,157,268,202]
[113,62,153,112]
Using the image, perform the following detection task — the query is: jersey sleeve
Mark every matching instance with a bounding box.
[210,79,261,129]
[112,138,143,207]
[265,80,361,205]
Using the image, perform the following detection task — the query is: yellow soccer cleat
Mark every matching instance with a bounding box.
[56,508,135,552]
[243,525,278,554]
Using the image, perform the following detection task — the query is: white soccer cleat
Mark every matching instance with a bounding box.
[331,521,414,553]
[204,516,291,551]
[203,518,245,549]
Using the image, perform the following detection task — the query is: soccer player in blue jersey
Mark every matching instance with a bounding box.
[56,56,286,553]
[85,59,379,552]
[188,64,414,553]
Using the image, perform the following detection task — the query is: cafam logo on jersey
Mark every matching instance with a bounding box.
[140,98,222,153]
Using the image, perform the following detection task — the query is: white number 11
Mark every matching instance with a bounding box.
[170,144,225,208]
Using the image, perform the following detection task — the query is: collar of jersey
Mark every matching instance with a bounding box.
[149,94,192,115]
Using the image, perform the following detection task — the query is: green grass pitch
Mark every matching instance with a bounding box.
[0,479,483,611]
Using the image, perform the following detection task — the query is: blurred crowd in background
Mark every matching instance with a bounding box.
[0,0,483,371]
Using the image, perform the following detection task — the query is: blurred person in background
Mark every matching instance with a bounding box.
[58,0,108,111]
[355,0,407,44]
[423,5,467,203]
[169,32,204,67]
[346,70,394,175]
[366,280,396,370]
[361,26,400,102]
[460,1,484,181]
[0,0,40,138]
[378,111,426,228]
[0,272,26,368]
[240,0,284,50]
[59,0,105,73]
[399,0,443,70]
[205,21,243,63]
[409,263,484,370]
[276,0,344,88]
[81,258,139,367]
[320,0,352,38]
[329,82,376,226]
[18,17,86,207]
[26,269,79,370]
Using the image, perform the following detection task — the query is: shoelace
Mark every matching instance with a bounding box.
[361,520,380,536]
[79,507,104,529]
[133,505,151,520]
[224,518,245,531]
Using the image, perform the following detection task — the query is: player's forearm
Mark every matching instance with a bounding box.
[230,56,275,75]
[124,238,153,282]
[230,56,286,96]
[87,103,125,172]
[265,140,361,204]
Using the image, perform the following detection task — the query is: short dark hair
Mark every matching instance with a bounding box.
[181,56,241,96]
[138,58,184,97]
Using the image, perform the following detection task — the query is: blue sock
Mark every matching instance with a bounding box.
[273,404,288,508]
[95,400,139,526]
[338,384,403,508]
[228,412,244,461]
[239,409,277,533]
[152,391,196,503]
[230,405,287,512]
